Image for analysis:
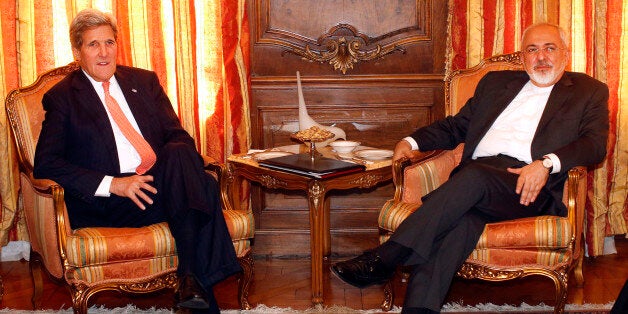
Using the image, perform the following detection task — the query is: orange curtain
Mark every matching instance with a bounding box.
[0,0,251,246]
[448,0,627,256]
[0,1,21,245]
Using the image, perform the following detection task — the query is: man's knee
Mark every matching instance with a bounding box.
[449,161,494,183]
[162,142,196,155]
[160,142,201,162]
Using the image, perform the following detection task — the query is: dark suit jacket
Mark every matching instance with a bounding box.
[409,70,609,216]
[34,65,196,212]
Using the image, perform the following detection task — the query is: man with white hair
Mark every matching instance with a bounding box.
[34,9,239,313]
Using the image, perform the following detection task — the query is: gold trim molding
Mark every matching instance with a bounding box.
[282,24,406,74]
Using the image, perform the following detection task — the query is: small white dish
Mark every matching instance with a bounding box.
[354,149,393,160]
[336,152,354,159]
[329,140,360,153]
[252,151,293,161]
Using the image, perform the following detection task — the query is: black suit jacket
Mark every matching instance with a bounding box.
[34,65,196,210]
[409,70,609,216]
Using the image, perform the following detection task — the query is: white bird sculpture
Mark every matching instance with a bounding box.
[296,71,346,147]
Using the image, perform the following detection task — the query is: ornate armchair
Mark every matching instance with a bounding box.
[377,52,586,314]
[5,62,255,313]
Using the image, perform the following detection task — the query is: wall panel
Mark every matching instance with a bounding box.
[249,0,448,257]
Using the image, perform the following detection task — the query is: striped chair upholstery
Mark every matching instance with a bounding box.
[63,215,253,284]
[6,62,255,313]
[378,53,587,314]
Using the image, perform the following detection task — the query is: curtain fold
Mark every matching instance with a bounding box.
[0,0,250,247]
[448,0,627,256]
[0,0,21,246]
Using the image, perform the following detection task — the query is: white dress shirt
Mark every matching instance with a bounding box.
[82,71,144,196]
[404,80,561,173]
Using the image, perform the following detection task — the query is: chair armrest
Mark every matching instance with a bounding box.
[201,155,237,213]
[49,184,73,268]
[392,150,442,201]
[25,173,68,231]
[393,149,461,203]
[23,171,73,270]
[202,155,225,181]
[565,166,587,259]
[26,172,58,194]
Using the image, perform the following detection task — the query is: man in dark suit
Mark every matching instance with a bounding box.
[331,23,609,313]
[33,9,239,313]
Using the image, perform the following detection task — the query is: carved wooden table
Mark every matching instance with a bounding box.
[223,145,393,305]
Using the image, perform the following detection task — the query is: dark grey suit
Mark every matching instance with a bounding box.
[34,65,240,296]
[390,70,608,311]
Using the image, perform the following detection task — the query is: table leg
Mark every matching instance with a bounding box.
[307,180,326,305]
[323,196,331,258]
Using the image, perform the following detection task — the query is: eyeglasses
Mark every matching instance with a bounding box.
[523,46,564,56]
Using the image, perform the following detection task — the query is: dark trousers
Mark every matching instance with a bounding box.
[611,279,628,314]
[150,142,241,290]
[67,142,241,293]
[388,155,558,311]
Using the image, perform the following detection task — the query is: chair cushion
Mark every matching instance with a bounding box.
[466,247,572,269]
[66,222,177,267]
[65,215,253,285]
[65,209,253,274]
[378,200,573,268]
[468,216,573,269]
[65,258,178,284]
[476,216,572,249]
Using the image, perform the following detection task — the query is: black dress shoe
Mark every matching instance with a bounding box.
[176,275,210,310]
[331,251,395,288]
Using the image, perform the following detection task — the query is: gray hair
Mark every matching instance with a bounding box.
[69,9,118,49]
[521,23,569,48]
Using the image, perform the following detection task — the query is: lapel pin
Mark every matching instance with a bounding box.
[131,88,137,93]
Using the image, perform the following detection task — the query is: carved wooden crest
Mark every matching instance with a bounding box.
[282,24,406,74]
[253,0,431,74]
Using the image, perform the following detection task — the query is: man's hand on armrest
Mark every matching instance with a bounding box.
[393,140,417,161]
[393,139,425,163]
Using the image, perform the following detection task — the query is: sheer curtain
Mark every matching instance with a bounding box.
[448,0,627,256]
[0,0,250,246]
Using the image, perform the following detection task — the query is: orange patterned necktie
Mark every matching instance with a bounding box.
[102,81,156,174]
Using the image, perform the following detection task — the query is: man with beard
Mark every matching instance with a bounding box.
[331,23,609,313]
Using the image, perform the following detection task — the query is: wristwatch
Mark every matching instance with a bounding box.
[541,157,553,172]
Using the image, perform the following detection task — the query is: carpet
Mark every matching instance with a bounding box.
[0,302,615,314]
[220,302,615,313]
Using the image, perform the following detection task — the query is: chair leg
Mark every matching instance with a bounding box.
[69,283,90,314]
[237,252,254,310]
[574,253,585,287]
[552,271,569,314]
[381,280,394,311]
[29,253,44,309]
